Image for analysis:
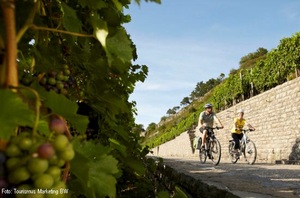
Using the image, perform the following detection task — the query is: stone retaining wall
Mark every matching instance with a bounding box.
[152,77,300,163]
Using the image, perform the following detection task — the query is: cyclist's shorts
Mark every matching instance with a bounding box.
[199,127,204,133]
[199,128,212,133]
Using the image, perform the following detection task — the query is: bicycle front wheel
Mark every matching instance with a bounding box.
[245,140,257,165]
[199,147,207,164]
[210,138,221,165]
[228,141,238,164]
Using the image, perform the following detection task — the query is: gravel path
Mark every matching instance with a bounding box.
[162,157,300,198]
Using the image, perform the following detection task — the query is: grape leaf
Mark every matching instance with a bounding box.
[109,138,127,157]
[37,119,51,136]
[72,138,112,158]
[124,157,146,176]
[112,0,123,11]
[78,0,107,9]
[87,157,118,198]
[32,45,64,73]
[157,191,170,198]
[43,91,89,133]
[173,186,188,198]
[0,90,36,139]
[90,15,109,51]
[106,27,133,64]
[60,2,82,33]
[71,140,119,198]
[32,84,89,133]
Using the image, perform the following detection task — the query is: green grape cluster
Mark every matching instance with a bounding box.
[2,118,74,198]
[39,65,74,95]
[20,72,34,86]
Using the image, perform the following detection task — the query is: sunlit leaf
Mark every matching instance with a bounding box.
[91,15,108,49]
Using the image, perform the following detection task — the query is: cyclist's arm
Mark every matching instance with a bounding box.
[198,112,206,128]
[200,119,208,129]
[214,115,224,129]
[233,118,240,131]
[245,121,255,130]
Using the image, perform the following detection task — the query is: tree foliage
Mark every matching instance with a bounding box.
[180,97,190,106]
[239,47,268,70]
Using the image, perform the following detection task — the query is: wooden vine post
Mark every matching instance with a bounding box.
[0,0,18,150]
[1,0,18,88]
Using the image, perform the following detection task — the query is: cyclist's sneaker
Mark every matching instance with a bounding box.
[207,153,211,159]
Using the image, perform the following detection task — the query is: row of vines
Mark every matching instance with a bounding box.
[145,32,300,149]
[211,32,300,109]
[0,0,189,198]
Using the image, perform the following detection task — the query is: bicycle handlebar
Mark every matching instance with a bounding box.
[204,126,222,130]
[241,128,255,132]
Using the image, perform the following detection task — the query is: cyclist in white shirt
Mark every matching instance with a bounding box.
[198,103,224,148]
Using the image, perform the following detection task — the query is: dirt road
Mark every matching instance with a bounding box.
[162,157,300,198]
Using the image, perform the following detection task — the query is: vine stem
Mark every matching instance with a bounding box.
[0,34,4,49]
[30,25,94,38]
[1,0,18,89]
[62,161,70,182]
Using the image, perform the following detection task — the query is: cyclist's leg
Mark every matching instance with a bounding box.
[237,133,243,153]
[238,133,243,142]
[232,133,240,154]
[201,129,207,148]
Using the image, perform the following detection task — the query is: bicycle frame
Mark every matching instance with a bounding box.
[199,127,222,165]
[229,128,257,165]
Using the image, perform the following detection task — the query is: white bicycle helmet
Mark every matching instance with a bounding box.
[237,109,244,113]
[203,103,213,108]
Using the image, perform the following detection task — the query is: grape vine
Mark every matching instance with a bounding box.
[0,0,188,198]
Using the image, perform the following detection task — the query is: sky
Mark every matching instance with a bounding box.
[124,0,300,128]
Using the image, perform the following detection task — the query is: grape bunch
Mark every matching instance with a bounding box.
[20,72,34,86]
[39,65,74,96]
[2,117,74,198]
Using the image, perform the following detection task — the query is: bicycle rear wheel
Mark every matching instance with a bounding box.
[210,138,221,165]
[245,140,257,165]
[228,141,238,164]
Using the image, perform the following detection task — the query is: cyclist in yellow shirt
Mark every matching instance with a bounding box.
[231,109,255,156]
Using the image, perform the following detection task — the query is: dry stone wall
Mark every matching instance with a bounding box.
[151,77,300,163]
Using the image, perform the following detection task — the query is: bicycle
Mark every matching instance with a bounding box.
[228,128,257,165]
[199,127,222,166]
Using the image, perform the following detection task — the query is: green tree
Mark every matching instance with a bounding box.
[180,97,190,106]
[146,122,157,132]
[239,47,268,70]
[167,108,176,116]
[132,124,144,133]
